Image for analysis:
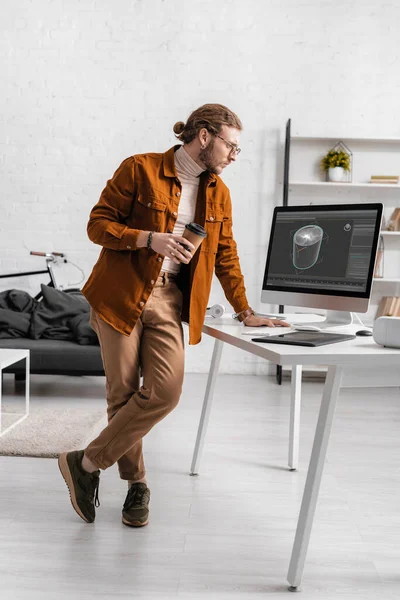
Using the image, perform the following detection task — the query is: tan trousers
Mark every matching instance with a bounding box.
[85,273,185,481]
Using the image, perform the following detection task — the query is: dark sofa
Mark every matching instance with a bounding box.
[0,338,104,380]
[0,285,104,381]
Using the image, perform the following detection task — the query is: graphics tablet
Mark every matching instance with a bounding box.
[251,332,356,347]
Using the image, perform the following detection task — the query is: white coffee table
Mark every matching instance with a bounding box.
[0,349,30,437]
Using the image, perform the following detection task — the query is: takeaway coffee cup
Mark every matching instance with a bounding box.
[181,223,207,256]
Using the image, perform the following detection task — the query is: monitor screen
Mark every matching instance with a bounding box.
[261,203,383,314]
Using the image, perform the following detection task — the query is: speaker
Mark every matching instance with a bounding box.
[373,316,400,348]
[206,304,226,318]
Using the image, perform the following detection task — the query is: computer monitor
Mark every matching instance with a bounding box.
[261,203,383,328]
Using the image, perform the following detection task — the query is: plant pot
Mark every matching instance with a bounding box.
[328,167,346,182]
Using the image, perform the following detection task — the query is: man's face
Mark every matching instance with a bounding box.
[199,126,241,175]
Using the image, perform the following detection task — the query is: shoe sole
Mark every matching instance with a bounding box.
[122,516,149,527]
[58,452,92,524]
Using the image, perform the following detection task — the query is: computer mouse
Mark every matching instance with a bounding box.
[355,329,373,337]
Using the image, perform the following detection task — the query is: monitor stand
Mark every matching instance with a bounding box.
[295,310,364,330]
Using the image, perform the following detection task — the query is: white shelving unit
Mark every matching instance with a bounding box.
[288,130,400,321]
[277,122,400,381]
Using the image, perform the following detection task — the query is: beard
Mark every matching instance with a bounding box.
[198,138,221,174]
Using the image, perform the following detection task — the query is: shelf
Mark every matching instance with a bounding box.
[380,231,400,236]
[289,181,400,189]
[373,278,400,283]
[292,136,400,144]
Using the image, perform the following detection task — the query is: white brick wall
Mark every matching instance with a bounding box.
[1,0,400,372]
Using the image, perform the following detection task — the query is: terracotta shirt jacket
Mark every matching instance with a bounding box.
[82,145,251,345]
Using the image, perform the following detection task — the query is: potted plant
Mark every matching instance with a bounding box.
[320,149,351,182]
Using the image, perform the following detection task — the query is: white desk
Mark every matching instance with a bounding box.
[0,349,30,437]
[191,320,400,591]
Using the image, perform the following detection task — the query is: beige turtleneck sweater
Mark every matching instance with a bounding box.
[162,145,205,274]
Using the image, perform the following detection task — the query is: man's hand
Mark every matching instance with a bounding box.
[138,232,196,264]
[243,314,291,328]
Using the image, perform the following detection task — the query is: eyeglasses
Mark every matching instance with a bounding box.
[214,134,241,155]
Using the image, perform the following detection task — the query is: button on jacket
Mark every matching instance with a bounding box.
[82,145,250,345]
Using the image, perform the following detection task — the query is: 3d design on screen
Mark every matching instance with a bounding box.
[292,225,324,270]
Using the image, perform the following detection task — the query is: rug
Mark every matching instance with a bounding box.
[0,407,107,458]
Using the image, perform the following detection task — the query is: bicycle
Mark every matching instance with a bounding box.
[0,251,85,300]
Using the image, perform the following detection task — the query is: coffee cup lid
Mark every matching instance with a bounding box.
[185,223,207,238]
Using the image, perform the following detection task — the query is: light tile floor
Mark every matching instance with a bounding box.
[0,372,399,599]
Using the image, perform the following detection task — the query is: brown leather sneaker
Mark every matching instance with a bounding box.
[122,482,150,527]
[58,450,100,523]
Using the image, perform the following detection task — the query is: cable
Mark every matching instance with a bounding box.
[65,260,85,286]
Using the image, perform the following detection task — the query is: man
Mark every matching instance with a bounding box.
[58,103,289,527]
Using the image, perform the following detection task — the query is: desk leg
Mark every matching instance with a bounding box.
[276,365,282,385]
[190,339,224,476]
[288,365,302,471]
[287,365,343,591]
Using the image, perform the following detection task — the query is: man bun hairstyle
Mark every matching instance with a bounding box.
[173,121,186,135]
[173,103,242,144]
